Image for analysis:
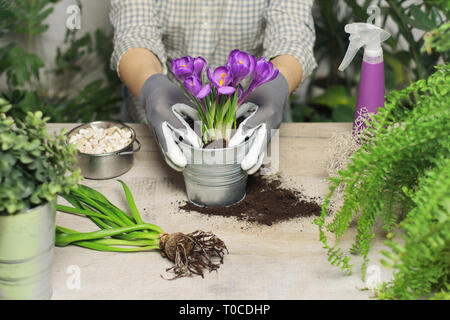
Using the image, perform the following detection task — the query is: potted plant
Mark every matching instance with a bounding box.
[0,99,80,300]
[171,50,278,207]
[315,64,450,299]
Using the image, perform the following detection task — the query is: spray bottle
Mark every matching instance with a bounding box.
[338,7,391,135]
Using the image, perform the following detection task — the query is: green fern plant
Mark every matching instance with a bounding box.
[314,63,450,299]
[378,157,449,299]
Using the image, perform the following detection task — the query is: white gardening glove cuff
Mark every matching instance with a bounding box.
[229,103,267,175]
[241,124,267,175]
[160,103,202,172]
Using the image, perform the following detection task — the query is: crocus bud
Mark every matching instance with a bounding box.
[227,49,256,86]
[172,56,194,81]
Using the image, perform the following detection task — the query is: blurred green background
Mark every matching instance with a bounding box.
[0,0,448,123]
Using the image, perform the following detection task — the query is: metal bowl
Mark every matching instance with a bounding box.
[66,121,141,180]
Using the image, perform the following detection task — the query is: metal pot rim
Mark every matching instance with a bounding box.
[65,121,136,157]
[178,131,255,152]
[0,198,55,218]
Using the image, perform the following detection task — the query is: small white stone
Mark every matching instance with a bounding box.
[71,124,134,154]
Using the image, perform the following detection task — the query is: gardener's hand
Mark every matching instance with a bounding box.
[229,73,289,174]
[140,74,201,171]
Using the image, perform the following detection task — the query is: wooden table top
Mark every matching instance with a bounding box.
[48,123,389,300]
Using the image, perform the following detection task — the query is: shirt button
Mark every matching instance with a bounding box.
[202,22,208,28]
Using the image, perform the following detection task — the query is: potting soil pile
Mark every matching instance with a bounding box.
[179,174,321,225]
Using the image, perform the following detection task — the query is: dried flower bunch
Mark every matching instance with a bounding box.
[172,50,278,144]
[69,125,132,154]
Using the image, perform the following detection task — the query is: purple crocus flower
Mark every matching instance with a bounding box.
[226,49,240,64]
[207,66,236,95]
[172,56,194,81]
[227,50,256,86]
[183,75,211,100]
[193,56,207,79]
[239,57,279,104]
[250,57,279,88]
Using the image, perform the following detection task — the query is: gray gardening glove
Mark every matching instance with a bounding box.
[140,74,201,171]
[229,73,289,174]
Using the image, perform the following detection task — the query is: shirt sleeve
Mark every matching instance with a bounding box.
[109,0,167,78]
[263,0,317,83]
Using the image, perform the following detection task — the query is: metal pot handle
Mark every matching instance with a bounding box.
[117,139,141,156]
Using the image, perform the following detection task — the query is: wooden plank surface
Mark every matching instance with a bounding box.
[49,123,390,300]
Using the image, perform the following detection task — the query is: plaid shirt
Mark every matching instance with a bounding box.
[110,0,317,122]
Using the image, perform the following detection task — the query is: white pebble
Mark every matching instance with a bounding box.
[69,124,133,154]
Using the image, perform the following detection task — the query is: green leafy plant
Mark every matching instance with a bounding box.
[424,21,450,55]
[0,0,121,122]
[377,157,449,299]
[0,98,81,215]
[314,63,450,299]
[382,0,449,80]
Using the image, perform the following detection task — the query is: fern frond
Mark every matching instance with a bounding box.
[380,158,450,299]
[315,64,450,299]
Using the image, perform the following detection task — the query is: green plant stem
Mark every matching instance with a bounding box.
[56,226,159,247]
[56,223,158,243]
[56,225,78,234]
[117,180,144,225]
[68,241,159,252]
[27,32,33,53]
[61,193,116,230]
[55,224,162,247]
[74,184,136,225]
[57,204,121,224]
[117,231,162,241]
[91,238,160,247]
[71,189,132,227]
[56,181,166,254]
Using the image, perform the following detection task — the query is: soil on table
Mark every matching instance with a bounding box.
[179,173,322,226]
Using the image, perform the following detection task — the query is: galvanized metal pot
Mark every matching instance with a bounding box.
[66,121,141,180]
[179,135,255,207]
[0,198,56,300]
